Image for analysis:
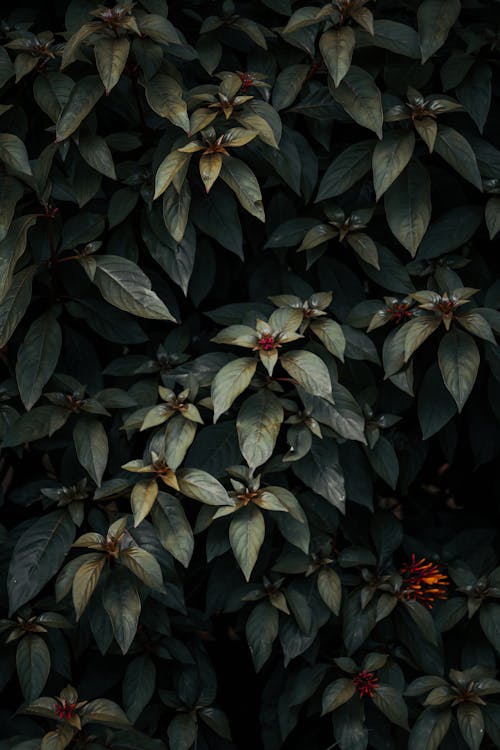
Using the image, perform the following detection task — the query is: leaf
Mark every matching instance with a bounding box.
[457,703,484,750]
[56,76,104,142]
[418,364,457,438]
[72,555,106,620]
[409,709,452,750]
[372,130,415,201]
[236,389,284,470]
[177,468,231,506]
[0,266,36,348]
[272,64,309,110]
[479,602,500,654]
[0,133,33,175]
[219,157,265,222]
[151,492,194,567]
[372,685,409,729]
[15,311,62,411]
[102,568,141,654]
[211,356,258,422]
[486,196,500,240]
[154,150,191,199]
[320,27,356,88]
[330,66,383,139]
[0,215,37,303]
[145,74,190,132]
[434,126,482,191]
[130,479,158,528]
[81,255,175,321]
[316,140,375,201]
[317,567,342,615]
[322,679,356,714]
[79,136,117,180]
[456,62,492,134]
[280,350,332,398]
[123,655,156,723]
[385,160,431,255]
[438,329,480,412]
[293,438,345,512]
[229,505,265,581]
[95,37,130,94]
[81,698,131,728]
[120,547,164,592]
[418,0,461,64]
[16,634,50,702]
[0,174,23,243]
[73,417,109,487]
[245,600,279,671]
[7,510,75,615]
[167,714,197,750]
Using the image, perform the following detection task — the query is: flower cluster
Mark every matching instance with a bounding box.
[400,555,449,608]
[353,671,379,698]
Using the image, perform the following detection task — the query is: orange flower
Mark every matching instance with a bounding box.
[353,671,378,698]
[400,554,449,608]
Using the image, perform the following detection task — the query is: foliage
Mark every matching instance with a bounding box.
[1,1,500,749]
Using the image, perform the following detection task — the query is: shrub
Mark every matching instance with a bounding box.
[1,1,500,749]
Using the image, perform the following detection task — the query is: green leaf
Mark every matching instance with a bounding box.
[56,76,105,141]
[120,546,165,592]
[479,602,500,654]
[131,479,158,528]
[81,255,175,321]
[457,703,484,750]
[486,196,500,240]
[330,66,383,139]
[322,678,356,714]
[15,311,62,411]
[293,438,345,512]
[81,698,132,728]
[154,150,191,200]
[0,266,37,348]
[0,215,37,303]
[123,654,156,722]
[418,0,461,64]
[403,599,438,645]
[272,64,309,111]
[79,136,117,180]
[220,156,265,222]
[177,468,231,506]
[211,356,257,422]
[16,634,50,702]
[229,505,265,581]
[456,63,492,134]
[151,492,194,567]
[0,174,23,243]
[418,364,457,438]
[237,389,283,470]
[316,140,375,201]
[145,74,190,132]
[73,417,109,487]
[280,350,332,398]
[320,27,356,88]
[0,133,33,176]
[94,37,130,94]
[102,568,141,654]
[72,554,106,620]
[317,567,342,615]
[409,708,452,750]
[7,510,75,615]
[245,599,279,671]
[385,160,431,255]
[434,126,482,191]
[438,329,480,412]
[372,130,415,201]
[372,685,409,729]
[167,713,197,750]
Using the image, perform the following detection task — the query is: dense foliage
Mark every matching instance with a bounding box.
[1,1,500,749]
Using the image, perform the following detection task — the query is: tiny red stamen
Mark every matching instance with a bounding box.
[353,671,379,698]
[400,554,449,608]
[258,334,276,351]
[54,699,77,720]
[387,301,412,324]
[238,72,255,92]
